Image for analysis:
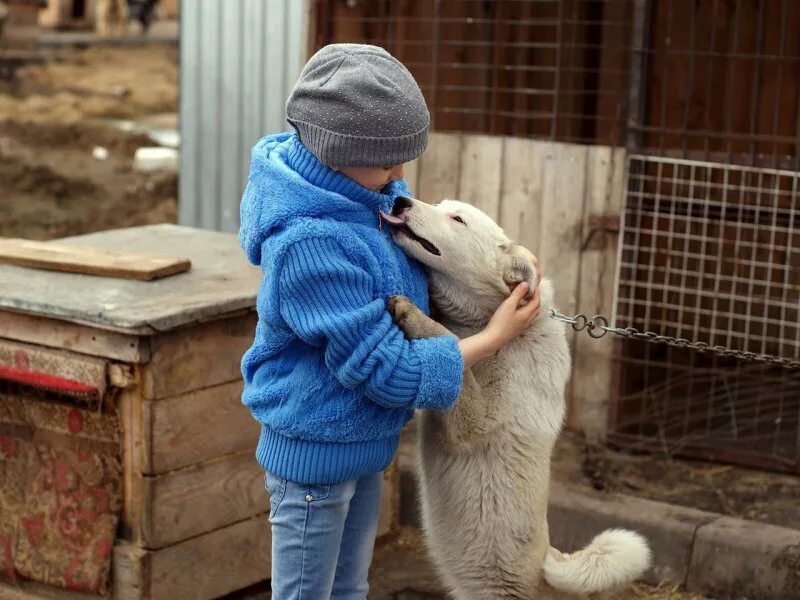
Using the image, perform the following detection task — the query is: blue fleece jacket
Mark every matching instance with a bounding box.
[239,133,463,485]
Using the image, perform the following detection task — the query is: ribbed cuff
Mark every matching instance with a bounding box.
[411,335,464,411]
[256,426,399,485]
[289,118,429,168]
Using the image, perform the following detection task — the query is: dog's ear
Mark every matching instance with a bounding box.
[499,242,536,295]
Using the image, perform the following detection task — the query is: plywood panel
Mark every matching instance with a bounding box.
[457,134,503,221]
[141,380,258,474]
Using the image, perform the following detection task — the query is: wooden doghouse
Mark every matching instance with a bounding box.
[0,224,398,599]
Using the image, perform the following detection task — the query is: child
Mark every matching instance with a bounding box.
[239,44,540,599]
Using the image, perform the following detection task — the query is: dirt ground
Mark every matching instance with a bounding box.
[1,45,179,240]
[227,527,712,600]
[552,432,800,529]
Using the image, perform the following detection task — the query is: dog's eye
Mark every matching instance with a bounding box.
[451,215,466,225]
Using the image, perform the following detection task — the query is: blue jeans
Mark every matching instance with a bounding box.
[265,470,383,600]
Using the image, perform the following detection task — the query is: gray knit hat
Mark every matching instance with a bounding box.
[286,44,430,167]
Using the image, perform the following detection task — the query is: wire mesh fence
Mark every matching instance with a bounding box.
[314,0,634,144]
[612,154,800,472]
[314,0,800,473]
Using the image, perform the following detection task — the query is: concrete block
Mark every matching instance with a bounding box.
[548,484,718,586]
[687,516,800,600]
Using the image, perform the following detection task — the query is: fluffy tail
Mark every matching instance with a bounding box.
[543,529,652,595]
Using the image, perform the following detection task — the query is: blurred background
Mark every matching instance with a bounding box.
[0,1,799,599]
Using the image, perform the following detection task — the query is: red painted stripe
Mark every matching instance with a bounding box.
[0,365,99,395]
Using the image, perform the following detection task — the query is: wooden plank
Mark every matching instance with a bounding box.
[113,516,270,600]
[119,387,145,544]
[498,136,545,251]
[132,452,265,549]
[403,157,420,198]
[537,142,588,317]
[569,146,626,436]
[0,339,109,397]
[0,238,190,282]
[0,225,260,335]
[0,310,147,363]
[142,313,256,399]
[417,132,462,203]
[456,134,503,221]
[141,380,258,474]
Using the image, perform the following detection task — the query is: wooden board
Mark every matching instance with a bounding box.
[457,134,503,221]
[141,313,256,400]
[404,157,421,197]
[112,516,270,600]
[569,147,626,436]
[0,310,147,363]
[537,142,588,317]
[417,132,462,203]
[132,452,265,549]
[498,137,545,250]
[140,380,259,474]
[0,238,190,281]
[0,225,261,335]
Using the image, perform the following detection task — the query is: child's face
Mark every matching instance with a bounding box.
[336,164,405,192]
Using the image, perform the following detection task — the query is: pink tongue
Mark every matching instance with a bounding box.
[380,211,406,225]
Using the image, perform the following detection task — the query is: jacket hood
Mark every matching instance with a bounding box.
[239,132,410,265]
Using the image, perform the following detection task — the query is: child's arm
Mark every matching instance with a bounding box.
[457,282,539,369]
[278,236,463,411]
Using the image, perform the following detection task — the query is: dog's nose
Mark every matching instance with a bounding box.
[392,197,413,216]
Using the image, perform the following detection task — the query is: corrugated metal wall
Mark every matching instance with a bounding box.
[179,0,308,232]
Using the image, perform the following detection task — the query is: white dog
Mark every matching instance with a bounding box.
[384,197,651,599]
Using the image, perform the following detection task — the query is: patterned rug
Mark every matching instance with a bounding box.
[0,386,122,594]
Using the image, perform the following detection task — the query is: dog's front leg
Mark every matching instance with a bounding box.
[387,295,451,339]
[388,296,496,447]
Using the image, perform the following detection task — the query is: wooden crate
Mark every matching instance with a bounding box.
[0,224,400,599]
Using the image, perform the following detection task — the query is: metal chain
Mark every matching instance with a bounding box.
[548,309,800,371]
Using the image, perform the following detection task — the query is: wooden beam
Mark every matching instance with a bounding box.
[0,238,191,281]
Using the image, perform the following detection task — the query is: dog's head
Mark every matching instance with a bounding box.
[383,197,545,325]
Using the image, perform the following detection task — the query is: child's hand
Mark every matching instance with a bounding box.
[485,282,541,349]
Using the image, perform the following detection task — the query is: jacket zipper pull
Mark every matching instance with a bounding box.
[378,210,382,231]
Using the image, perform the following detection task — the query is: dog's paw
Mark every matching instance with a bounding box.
[388,295,451,339]
[387,295,417,329]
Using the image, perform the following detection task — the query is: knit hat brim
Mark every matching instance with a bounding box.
[288,118,429,167]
